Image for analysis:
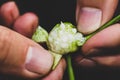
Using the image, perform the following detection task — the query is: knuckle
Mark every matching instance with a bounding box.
[0,26,13,64]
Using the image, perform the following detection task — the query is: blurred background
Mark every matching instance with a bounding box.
[0,0,76,32]
[0,0,120,80]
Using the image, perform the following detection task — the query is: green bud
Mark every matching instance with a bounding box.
[32,26,48,43]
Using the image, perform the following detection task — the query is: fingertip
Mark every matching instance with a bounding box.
[77,7,102,34]
[13,12,39,38]
[0,1,19,27]
[76,0,118,34]
[61,58,66,69]
[25,46,53,76]
[42,59,66,80]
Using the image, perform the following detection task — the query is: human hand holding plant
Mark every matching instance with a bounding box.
[0,1,65,80]
[0,0,120,80]
[32,14,120,80]
[32,0,120,80]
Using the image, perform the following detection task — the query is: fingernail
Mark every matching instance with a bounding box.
[79,58,96,67]
[77,7,102,34]
[25,46,53,75]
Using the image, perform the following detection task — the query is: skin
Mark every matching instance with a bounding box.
[0,1,66,80]
[0,0,120,80]
[75,0,120,68]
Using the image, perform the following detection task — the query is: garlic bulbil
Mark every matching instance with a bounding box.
[32,22,86,69]
[47,22,86,55]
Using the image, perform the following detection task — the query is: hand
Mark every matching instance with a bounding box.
[0,1,66,80]
[74,0,120,79]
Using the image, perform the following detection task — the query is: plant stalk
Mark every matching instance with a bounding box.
[67,54,75,80]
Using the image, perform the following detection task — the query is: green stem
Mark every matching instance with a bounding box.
[86,15,120,40]
[67,55,75,80]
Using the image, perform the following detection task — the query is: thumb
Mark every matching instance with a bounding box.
[76,0,118,34]
[0,26,53,79]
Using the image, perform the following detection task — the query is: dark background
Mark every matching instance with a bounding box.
[0,0,120,80]
[0,0,76,32]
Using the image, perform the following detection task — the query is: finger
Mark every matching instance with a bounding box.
[75,24,120,67]
[76,0,118,34]
[91,54,120,67]
[0,26,53,79]
[82,24,120,55]
[75,54,120,68]
[0,1,19,27]
[13,13,39,38]
[41,59,66,80]
[73,53,96,67]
